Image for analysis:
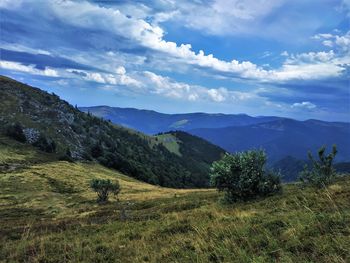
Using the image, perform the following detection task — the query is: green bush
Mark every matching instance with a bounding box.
[210,150,281,203]
[6,122,26,142]
[59,148,74,162]
[33,134,56,153]
[299,145,337,188]
[90,179,121,203]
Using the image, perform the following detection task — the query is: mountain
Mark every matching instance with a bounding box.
[82,105,350,177]
[155,130,226,172]
[271,156,350,182]
[80,106,280,134]
[0,76,225,188]
[190,118,350,163]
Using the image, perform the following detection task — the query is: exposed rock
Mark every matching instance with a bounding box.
[23,128,40,144]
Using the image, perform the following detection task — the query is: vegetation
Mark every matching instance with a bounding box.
[299,145,338,188]
[156,131,226,187]
[1,75,350,262]
[0,153,349,262]
[90,178,121,202]
[211,150,281,203]
[32,134,57,153]
[5,122,26,142]
[0,76,224,188]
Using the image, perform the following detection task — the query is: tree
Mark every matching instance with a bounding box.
[210,150,281,203]
[6,122,26,142]
[90,143,104,158]
[59,148,74,162]
[33,134,56,153]
[299,145,337,188]
[90,179,120,202]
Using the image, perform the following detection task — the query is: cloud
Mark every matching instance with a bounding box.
[313,31,350,51]
[291,101,317,110]
[2,0,348,84]
[143,71,223,102]
[142,71,261,103]
[20,0,342,83]
[207,88,228,102]
[0,0,349,121]
[0,0,22,9]
[67,68,142,87]
[0,43,51,56]
[0,60,59,77]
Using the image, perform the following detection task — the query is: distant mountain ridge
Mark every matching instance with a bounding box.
[82,105,350,181]
[80,106,281,134]
[190,118,350,162]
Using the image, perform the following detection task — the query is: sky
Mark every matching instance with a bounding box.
[0,0,349,121]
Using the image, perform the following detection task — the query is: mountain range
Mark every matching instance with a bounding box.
[81,106,350,161]
[79,106,281,134]
[1,76,349,185]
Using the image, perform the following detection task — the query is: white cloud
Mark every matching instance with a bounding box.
[291,101,317,110]
[335,33,350,51]
[207,88,227,102]
[313,31,350,51]
[0,43,51,56]
[0,60,59,77]
[67,68,141,87]
[322,40,333,47]
[142,71,259,103]
[3,0,349,96]
[287,51,335,63]
[43,1,343,82]
[115,66,126,75]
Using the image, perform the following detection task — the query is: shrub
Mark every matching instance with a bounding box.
[33,134,56,153]
[210,150,281,203]
[299,145,337,188]
[6,122,26,142]
[59,148,74,162]
[90,179,120,203]
[90,143,104,158]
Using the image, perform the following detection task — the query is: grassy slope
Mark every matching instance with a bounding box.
[155,133,182,156]
[0,144,349,262]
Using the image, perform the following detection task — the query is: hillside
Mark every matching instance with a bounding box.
[155,131,226,184]
[1,141,349,262]
[190,119,350,163]
[0,76,224,188]
[81,106,350,181]
[272,157,350,182]
[80,106,279,134]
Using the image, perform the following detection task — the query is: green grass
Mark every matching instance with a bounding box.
[0,136,56,170]
[0,144,349,262]
[155,133,182,156]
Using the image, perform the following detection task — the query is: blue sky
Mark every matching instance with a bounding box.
[0,0,349,121]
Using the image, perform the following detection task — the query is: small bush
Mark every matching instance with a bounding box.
[90,179,120,203]
[210,150,281,203]
[90,143,104,158]
[33,134,56,153]
[59,148,74,162]
[299,145,337,188]
[6,122,26,142]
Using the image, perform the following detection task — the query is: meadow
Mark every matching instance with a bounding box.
[0,139,349,263]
